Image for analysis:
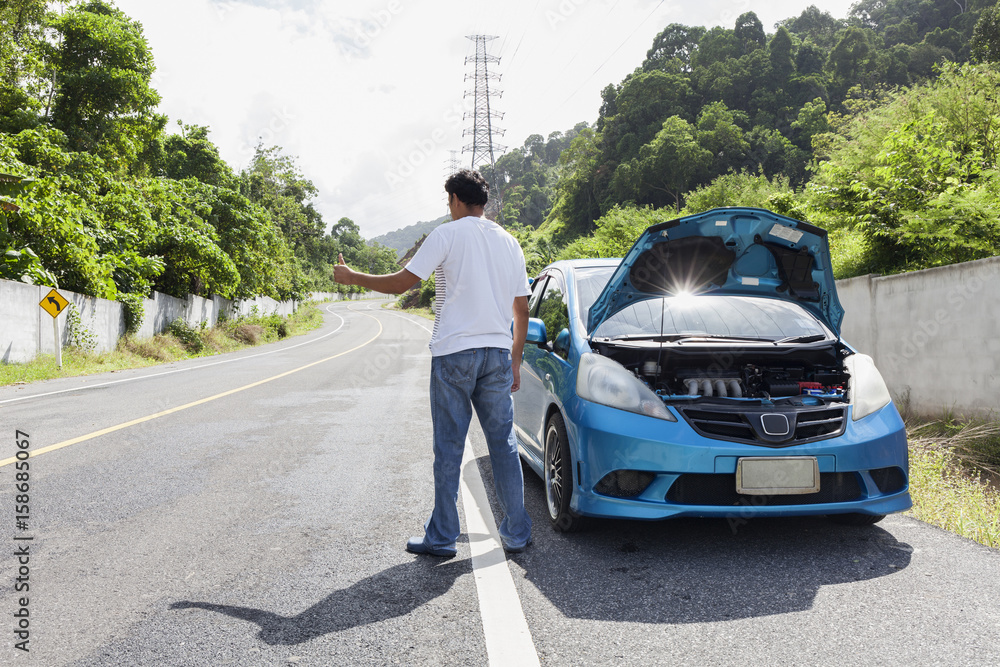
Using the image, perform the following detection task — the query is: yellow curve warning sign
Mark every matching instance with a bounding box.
[40,289,69,318]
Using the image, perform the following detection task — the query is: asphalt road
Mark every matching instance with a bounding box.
[1,300,998,666]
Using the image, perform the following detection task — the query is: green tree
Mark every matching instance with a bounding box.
[153,123,235,186]
[970,3,1000,63]
[557,205,669,260]
[330,216,365,266]
[695,102,749,176]
[642,23,706,72]
[680,171,795,215]
[0,168,55,286]
[827,27,877,93]
[692,26,740,67]
[794,42,828,75]
[790,97,830,150]
[768,26,796,81]
[634,116,711,211]
[735,11,766,55]
[240,145,324,252]
[542,127,601,242]
[49,1,164,169]
[806,63,1000,274]
[781,5,845,48]
[0,0,48,133]
[600,70,697,163]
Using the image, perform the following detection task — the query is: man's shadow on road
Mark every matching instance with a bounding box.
[170,558,468,645]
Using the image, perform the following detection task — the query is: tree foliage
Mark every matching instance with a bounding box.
[536,1,991,247]
[516,1,999,283]
[806,63,1000,274]
[1,0,401,306]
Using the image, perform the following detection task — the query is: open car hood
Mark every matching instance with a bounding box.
[587,208,844,336]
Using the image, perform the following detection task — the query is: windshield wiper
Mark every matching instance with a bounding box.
[600,333,774,344]
[772,334,828,345]
[670,334,772,344]
[601,334,676,342]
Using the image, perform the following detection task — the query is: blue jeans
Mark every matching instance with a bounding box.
[422,347,532,551]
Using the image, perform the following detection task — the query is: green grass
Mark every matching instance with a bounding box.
[0,302,328,387]
[906,419,1000,549]
[391,304,434,321]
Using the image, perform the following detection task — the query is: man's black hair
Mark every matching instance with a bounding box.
[444,169,489,207]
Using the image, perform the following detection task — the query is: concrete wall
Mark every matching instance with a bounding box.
[836,256,1000,418]
[0,279,354,364]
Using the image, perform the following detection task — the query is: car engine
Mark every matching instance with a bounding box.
[589,340,851,403]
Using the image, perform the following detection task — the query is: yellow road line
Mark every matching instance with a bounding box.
[1,317,383,468]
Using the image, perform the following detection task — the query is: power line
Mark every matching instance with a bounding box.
[560,0,667,106]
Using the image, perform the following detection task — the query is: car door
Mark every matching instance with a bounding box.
[514,275,549,457]
[518,270,572,457]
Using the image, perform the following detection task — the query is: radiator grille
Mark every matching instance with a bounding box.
[678,405,847,447]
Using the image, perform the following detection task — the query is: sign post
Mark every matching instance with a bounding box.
[39,288,70,369]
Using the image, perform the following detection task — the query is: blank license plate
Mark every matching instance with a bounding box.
[736,457,820,495]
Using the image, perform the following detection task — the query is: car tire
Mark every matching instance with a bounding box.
[827,512,886,526]
[544,413,586,532]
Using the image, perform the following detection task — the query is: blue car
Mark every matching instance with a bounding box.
[514,207,910,531]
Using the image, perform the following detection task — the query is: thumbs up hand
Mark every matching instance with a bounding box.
[334,253,354,285]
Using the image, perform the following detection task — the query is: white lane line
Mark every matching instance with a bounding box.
[0,304,350,406]
[383,307,539,666]
[461,441,540,666]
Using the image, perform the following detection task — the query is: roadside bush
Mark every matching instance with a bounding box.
[118,334,183,362]
[557,205,667,260]
[260,313,289,338]
[166,318,204,353]
[231,323,264,345]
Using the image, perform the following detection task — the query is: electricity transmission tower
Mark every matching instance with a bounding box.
[443,150,462,209]
[445,150,461,175]
[463,34,506,221]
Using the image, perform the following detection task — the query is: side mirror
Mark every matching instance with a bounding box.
[526,318,547,346]
[554,328,571,356]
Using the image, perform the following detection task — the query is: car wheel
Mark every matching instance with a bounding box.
[544,413,586,532]
[827,512,886,526]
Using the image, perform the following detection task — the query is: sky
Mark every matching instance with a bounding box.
[113,0,857,240]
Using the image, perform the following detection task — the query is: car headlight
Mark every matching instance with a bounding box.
[576,353,676,422]
[845,353,892,421]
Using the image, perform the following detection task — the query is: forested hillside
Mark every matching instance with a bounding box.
[502,0,1000,279]
[369,215,448,259]
[0,0,396,308]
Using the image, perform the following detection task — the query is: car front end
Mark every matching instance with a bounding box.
[520,207,911,529]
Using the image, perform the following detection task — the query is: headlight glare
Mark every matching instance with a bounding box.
[577,353,676,422]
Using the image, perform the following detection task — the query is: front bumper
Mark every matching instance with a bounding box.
[564,398,912,520]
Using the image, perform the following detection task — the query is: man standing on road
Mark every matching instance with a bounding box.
[333,169,532,556]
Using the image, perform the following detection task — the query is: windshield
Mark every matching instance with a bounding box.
[574,266,617,315]
[591,295,832,342]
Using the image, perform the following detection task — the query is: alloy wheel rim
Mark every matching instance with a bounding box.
[545,425,563,519]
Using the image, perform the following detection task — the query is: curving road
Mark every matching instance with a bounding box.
[1,300,998,666]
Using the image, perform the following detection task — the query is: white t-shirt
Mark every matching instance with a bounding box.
[405,216,531,357]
